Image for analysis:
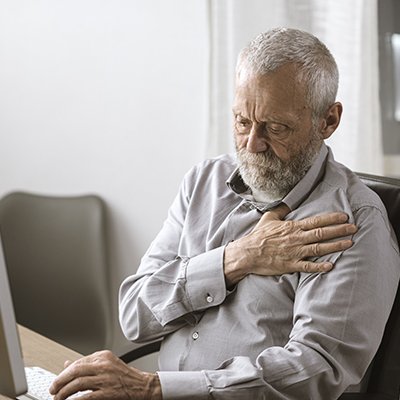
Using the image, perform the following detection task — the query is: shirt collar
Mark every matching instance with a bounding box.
[226,143,329,213]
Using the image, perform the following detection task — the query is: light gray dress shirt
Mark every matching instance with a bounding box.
[119,144,400,399]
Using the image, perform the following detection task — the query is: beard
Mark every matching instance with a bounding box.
[236,131,322,200]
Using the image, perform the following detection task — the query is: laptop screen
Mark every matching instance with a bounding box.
[0,237,28,397]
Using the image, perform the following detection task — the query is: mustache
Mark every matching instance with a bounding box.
[236,147,286,169]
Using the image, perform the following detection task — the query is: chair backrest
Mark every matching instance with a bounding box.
[357,173,400,398]
[0,192,112,355]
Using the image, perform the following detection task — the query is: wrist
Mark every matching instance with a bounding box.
[224,241,248,288]
[145,373,162,400]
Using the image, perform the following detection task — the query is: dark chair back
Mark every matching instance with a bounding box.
[339,173,400,400]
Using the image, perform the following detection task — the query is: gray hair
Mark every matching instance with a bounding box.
[237,28,339,119]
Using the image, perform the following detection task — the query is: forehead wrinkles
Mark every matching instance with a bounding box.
[234,64,309,119]
[234,84,306,125]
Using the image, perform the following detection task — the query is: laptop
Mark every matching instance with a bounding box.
[0,236,78,400]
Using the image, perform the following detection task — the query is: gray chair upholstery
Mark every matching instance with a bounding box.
[0,192,113,355]
[120,173,400,399]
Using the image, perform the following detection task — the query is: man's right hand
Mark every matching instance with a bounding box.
[223,204,358,288]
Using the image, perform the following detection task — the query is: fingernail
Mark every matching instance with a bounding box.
[341,239,353,249]
[339,213,349,222]
[49,383,56,395]
[348,224,358,233]
[322,262,333,272]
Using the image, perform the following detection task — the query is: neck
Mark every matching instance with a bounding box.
[251,187,282,203]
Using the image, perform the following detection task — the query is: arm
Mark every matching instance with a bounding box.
[119,169,229,343]
[157,205,400,399]
[119,167,358,344]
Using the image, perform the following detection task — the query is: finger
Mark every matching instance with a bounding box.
[261,203,291,222]
[53,376,97,400]
[296,260,334,273]
[297,212,350,230]
[301,223,357,243]
[301,239,354,258]
[64,360,73,369]
[50,360,96,395]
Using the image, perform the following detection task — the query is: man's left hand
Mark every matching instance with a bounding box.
[49,350,162,400]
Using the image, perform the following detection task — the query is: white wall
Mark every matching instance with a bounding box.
[0,0,208,356]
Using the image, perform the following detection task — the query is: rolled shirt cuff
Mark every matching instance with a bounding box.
[157,370,209,399]
[185,246,226,311]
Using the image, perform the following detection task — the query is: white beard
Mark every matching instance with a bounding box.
[236,133,322,201]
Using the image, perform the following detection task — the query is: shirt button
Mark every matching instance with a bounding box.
[206,295,214,303]
[192,331,199,340]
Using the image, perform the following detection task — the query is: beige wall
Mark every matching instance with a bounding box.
[0,0,208,361]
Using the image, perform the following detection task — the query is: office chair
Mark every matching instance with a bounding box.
[120,173,400,400]
[0,192,113,355]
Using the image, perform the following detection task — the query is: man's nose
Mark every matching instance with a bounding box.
[246,128,268,153]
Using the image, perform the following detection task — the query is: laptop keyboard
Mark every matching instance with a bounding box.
[24,366,87,400]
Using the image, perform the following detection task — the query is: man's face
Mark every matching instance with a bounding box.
[233,63,323,199]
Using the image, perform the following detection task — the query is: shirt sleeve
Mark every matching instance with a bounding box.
[157,205,400,399]
[119,168,228,343]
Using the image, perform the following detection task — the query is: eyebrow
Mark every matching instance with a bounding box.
[232,109,299,127]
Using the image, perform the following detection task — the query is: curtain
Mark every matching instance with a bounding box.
[206,0,384,175]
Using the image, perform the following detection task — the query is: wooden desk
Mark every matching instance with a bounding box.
[0,326,82,400]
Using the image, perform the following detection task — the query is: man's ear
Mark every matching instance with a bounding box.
[320,102,343,139]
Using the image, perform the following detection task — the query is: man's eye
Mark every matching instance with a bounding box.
[237,119,249,126]
[267,123,289,135]
[235,118,251,131]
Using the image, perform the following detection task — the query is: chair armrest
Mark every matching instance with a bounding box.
[119,340,162,363]
[339,393,396,400]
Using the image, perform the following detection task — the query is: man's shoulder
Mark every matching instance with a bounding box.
[195,153,237,171]
[179,154,238,199]
[322,152,384,212]
[186,153,237,181]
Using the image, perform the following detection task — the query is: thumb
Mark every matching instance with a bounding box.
[262,203,291,221]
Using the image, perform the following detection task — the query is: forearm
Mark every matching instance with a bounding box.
[157,345,345,400]
[157,331,378,400]
[119,247,228,342]
[223,240,249,288]
[145,373,163,400]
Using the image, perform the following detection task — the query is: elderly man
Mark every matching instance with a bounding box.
[50,28,399,399]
